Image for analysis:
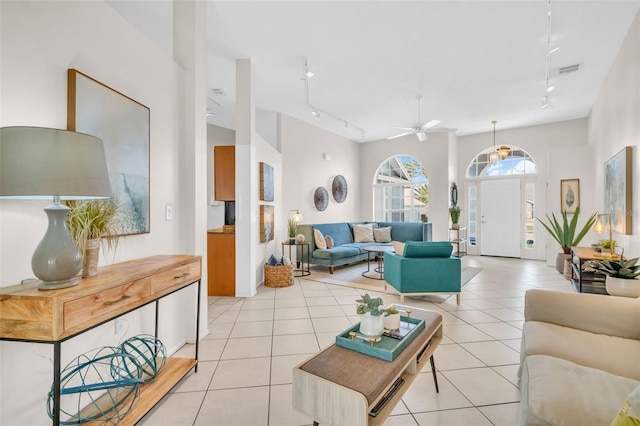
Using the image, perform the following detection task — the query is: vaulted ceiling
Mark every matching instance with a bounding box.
[109,1,640,142]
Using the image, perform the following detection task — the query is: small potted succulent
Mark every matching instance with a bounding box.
[356,293,385,336]
[590,250,640,298]
[382,306,401,331]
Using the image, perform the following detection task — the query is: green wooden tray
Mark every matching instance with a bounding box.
[335,316,425,362]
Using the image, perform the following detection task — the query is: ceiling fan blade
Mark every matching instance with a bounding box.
[387,132,413,140]
[416,132,427,142]
[421,119,441,130]
[393,127,415,131]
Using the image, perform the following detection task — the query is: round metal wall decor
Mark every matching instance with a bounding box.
[314,187,329,211]
[450,182,458,207]
[332,175,348,203]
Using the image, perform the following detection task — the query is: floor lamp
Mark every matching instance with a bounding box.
[0,127,112,289]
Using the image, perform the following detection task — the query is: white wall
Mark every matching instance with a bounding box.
[280,114,361,226]
[456,118,588,261]
[359,132,451,241]
[588,10,640,257]
[0,2,202,424]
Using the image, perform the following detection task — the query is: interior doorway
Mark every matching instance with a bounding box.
[480,179,521,257]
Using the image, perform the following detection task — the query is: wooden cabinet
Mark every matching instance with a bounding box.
[207,231,236,296]
[0,255,202,425]
[214,145,235,201]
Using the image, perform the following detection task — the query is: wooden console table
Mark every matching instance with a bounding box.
[293,305,442,426]
[0,254,202,426]
[570,246,618,295]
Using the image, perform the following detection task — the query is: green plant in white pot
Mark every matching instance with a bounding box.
[382,306,401,331]
[64,199,119,278]
[590,251,640,298]
[537,206,597,276]
[356,293,385,337]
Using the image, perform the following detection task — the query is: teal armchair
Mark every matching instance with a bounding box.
[384,241,461,304]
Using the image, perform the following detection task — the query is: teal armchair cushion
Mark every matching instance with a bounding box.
[384,242,461,294]
[403,241,453,258]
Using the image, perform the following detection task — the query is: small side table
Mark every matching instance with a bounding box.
[362,245,395,280]
[282,241,311,277]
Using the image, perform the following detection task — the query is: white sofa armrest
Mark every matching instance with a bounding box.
[524,289,640,339]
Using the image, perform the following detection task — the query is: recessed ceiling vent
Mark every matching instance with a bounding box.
[557,64,581,75]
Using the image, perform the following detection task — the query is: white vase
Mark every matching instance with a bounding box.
[383,313,401,331]
[605,276,640,298]
[358,313,384,337]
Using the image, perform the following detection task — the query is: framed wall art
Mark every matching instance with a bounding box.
[260,205,274,242]
[560,179,580,214]
[259,162,274,201]
[67,69,150,235]
[604,146,632,235]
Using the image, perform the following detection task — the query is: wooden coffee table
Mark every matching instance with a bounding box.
[293,305,443,426]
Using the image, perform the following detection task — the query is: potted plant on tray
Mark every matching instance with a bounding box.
[382,306,401,331]
[64,199,119,278]
[356,293,385,337]
[590,251,640,298]
[537,206,597,277]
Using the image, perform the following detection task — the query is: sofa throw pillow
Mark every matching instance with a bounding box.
[314,229,327,249]
[373,226,392,243]
[353,224,375,243]
[611,385,640,426]
[325,235,335,249]
[392,241,406,256]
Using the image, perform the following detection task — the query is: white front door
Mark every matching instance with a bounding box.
[480,179,521,257]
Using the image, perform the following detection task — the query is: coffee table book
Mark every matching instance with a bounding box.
[335,316,425,361]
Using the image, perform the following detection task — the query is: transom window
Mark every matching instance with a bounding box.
[466,145,537,177]
[373,155,428,222]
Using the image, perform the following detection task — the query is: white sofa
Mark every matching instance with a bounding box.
[519,289,640,425]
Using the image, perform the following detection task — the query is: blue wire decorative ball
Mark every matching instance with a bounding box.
[119,334,167,383]
[47,346,143,425]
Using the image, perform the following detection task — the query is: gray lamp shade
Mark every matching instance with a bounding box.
[1,127,112,288]
[0,126,112,199]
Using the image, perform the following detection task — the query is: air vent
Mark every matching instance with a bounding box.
[557,64,581,75]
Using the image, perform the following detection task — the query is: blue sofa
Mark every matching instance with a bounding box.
[384,241,461,304]
[297,222,432,273]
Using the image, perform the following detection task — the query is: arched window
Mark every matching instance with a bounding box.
[466,145,537,178]
[373,155,428,222]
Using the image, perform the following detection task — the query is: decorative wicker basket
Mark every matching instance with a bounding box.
[264,264,294,288]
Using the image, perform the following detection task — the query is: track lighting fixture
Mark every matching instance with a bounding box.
[542,0,558,109]
[301,56,367,138]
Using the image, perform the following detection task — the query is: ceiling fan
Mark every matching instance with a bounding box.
[387,95,456,141]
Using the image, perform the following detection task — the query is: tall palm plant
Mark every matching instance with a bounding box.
[537,206,597,254]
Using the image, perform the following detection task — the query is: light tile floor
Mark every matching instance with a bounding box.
[140,255,571,426]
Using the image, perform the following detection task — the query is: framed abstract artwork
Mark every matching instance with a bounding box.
[604,146,632,235]
[260,205,274,242]
[67,69,150,236]
[560,179,580,214]
[260,162,274,201]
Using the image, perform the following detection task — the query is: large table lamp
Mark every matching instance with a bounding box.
[0,126,112,289]
[593,213,615,256]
